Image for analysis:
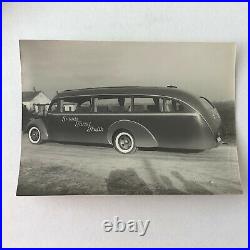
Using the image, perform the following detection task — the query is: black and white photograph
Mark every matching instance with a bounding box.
[17,40,242,196]
[3,3,248,248]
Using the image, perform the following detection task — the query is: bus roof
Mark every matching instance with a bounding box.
[55,86,198,102]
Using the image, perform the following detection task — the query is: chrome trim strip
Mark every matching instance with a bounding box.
[47,112,198,116]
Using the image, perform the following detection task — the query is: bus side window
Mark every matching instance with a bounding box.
[95,96,131,113]
[59,99,77,113]
[163,98,193,113]
[163,98,175,113]
[133,97,161,113]
[75,99,92,113]
[56,98,92,113]
[49,100,59,113]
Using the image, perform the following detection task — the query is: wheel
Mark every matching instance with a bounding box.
[114,131,136,154]
[28,126,42,144]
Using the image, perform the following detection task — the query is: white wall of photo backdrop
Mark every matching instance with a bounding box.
[3,2,248,247]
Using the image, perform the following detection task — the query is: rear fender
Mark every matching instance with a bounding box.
[26,118,48,141]
[107,120,158,147]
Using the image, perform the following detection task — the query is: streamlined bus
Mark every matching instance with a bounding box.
[26,86,222,154]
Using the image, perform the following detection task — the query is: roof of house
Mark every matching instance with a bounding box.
[22,91,41,102]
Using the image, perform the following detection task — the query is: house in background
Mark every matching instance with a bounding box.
[22,89,51,114]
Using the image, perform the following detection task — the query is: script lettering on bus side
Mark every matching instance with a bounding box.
[61,116,104,133]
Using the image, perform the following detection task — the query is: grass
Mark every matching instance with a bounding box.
[17,161,107,196]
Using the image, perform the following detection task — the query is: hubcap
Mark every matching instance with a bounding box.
[118,135,132,150]
[30,128,40,142]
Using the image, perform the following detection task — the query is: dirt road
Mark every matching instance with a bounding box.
[17,136,242,195]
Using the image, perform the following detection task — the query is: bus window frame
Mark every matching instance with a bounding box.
[49,94,196,115]
[93,95,133,113]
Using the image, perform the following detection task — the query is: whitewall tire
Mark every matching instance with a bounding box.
[28,126,42,144]
[114,131,136,154]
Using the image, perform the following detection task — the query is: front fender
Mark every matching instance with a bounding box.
[107,120,158,148]
[26,118,48,141]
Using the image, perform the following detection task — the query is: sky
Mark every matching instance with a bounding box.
[20,40,236,101]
